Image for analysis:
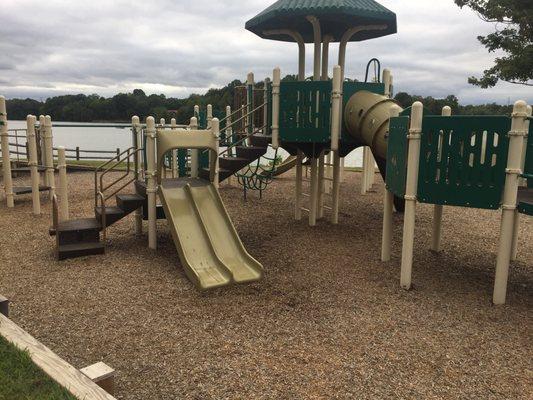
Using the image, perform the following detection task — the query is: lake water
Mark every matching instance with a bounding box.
[7,120,365,167]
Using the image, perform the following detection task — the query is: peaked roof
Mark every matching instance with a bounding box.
[245,0,397,43]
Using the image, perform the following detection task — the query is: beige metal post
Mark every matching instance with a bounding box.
[207,104,213,128]
[309,156,319,226]
[510,104,532,260]
[306,16,322,81]
[171,118,178,178]
[225,106,234,186]
[400,102,424,290]
[132,116,143,235]
[381,107,401,261]
[383,69,391,98]
[272,67,281,149]
[330,66,342,151]
[160,118,167,178]
[318,150,325,219]
[331,150,341,224]
[321,35,333,81]
[44,116,55,198]
[211,118,220,189]
[263,78,270,133]
[190,114,199,178]
[57,146,69,221]
[38,115,46,182]
[295,150,303,221]
[26,115,40,215]
[361,147,370,194]
[340,157,345,182]
[246,73,254,134]
[493,100,528,305]
[146,117,157,250]
[0,96,14,207]
[431,106,451,252]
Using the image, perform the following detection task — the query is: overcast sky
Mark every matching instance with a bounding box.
[0,0,531,105]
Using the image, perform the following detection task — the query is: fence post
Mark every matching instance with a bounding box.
[190,117,199,178]
[26,115,40,215]
[207,105,213,129]
[0,96,14,207]
[146,117,157,250]
[58,147,69,221]
[493,100,528,305]
[44,116,55,198]
[75,146,80,161]
[246,72,254,135]
[431,106,451,252]
[225,106,234,186]
[400,101,423,290]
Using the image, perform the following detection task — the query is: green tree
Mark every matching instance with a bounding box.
[455,0,533,87]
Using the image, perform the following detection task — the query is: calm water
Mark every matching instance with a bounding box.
[7,120,365,166]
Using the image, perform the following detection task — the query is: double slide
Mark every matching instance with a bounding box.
[159,178,263,290]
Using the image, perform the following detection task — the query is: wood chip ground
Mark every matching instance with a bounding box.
[0,170,531,399]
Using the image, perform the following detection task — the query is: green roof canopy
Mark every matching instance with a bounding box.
[245,0,397,43]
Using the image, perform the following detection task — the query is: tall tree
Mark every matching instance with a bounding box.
[455,0,533,87]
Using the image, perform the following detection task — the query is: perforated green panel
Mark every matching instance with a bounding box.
[417,116,510,209]
[279,81,332,143]
[385,116,409,198]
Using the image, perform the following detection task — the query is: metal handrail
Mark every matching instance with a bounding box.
[52,194,59,258]
[96,191,107,244]
[219,124,267,157]
[217,105,248,126]
[94,146,143,208]
[223,101,267,134]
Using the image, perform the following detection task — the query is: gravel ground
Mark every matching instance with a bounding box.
[0,170,531,399]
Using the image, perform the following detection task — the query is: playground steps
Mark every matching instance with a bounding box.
[53,193,146,260]
[517,187,532,216]
[198,133,270,183]
[13,185,50,195]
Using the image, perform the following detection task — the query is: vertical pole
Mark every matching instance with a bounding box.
[271,67,281,149]
[381,106,401,261]
[246,73,254,135]
[331,150,341,224]
[44,115,55,198]
[225,106,234,186]
[57,146,69,221]
[0,96,14,207]
[383,69,391,98]
[361,147,369,194]
[340,158,345,182]
[318,150,325,218]
[306,16,322,81]
[190,117,199,178]
[431,106,451,252]
[132,116,143,235]
[76,146,80,161]
[309,156,319,226]
[207,104,213,128]
[159,118,166,178]
[211,118,220,189]
[493,100,528,305]
[146,117,157,250]
[27,115,40,215]
[263,78,270,134]
[39,115,46,182]
[400,102,424,290]
[295,150,303,221]
[171,118,178,179]
[510,104,531,261]
[321,35,333,81]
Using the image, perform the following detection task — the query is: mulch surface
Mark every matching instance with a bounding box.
[0,170,531,399]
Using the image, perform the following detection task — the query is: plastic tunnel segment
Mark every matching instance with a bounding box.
[159,179,233,290]
[185,183,263,283]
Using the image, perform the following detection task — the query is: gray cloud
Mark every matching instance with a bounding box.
[0,0,530,105]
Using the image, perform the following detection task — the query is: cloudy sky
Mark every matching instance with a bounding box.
[0,0,531,104]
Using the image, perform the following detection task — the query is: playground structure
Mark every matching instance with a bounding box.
[0,0,530,303]
[381,101,532,304]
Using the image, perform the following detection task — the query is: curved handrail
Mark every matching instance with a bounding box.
[96,191,106,244]
[365,58,381,83]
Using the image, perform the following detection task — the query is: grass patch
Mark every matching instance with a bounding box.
[0,335,77,400]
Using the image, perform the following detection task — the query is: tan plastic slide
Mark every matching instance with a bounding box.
[159,178,263,290]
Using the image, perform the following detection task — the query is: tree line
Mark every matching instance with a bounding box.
[5,79,515,123]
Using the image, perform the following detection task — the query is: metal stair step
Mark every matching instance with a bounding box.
[116,193,145,213]
[94,206,125,226]
[13,185,50,195]
[58,242,105,260]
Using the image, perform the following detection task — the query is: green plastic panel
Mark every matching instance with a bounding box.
[279,81,332,143]
[385,116,409,197]
[340,82,385,144]
[417,115,510,209]
[523,121,533,188]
